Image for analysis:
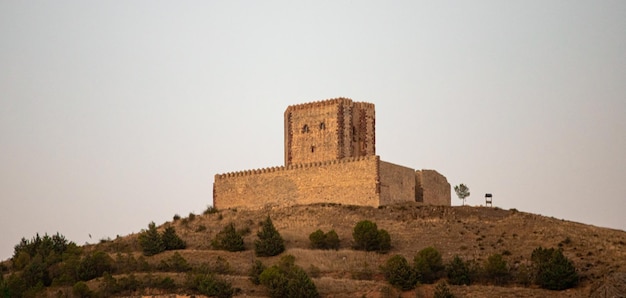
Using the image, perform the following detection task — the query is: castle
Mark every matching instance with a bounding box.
[213,98,451,210]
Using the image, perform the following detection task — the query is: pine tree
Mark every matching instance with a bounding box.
[162,226,186,250]
[254,216,285,257]
[138,222,165,256]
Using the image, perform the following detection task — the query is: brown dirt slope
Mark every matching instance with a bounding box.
[35,203,626,297]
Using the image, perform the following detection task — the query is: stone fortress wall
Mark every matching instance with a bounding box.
[213,97,451,210]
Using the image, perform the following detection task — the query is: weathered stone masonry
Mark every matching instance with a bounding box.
[213,98,450,210]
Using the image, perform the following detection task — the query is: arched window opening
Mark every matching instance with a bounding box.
[302,124,309,133]
[311,145,315,153]
[319,122,325,130]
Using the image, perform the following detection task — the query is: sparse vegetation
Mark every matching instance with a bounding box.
[3,204,617,297]
[254,216,285,257]
[352,220,391,253]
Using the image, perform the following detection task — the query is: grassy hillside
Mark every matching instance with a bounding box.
[3,203,626,297]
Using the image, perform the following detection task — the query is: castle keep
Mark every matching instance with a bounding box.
[213,98,451,210]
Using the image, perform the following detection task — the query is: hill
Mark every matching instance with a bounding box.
[3,203,626,297]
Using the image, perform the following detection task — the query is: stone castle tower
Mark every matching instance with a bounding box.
[213,97,451,210]
[284,99,375,166]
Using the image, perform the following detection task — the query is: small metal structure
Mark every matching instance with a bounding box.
[485,193,493,207]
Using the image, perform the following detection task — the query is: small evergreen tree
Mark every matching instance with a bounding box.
[249,260,266,285]
[254,216,285,257]
[381,254,417,290]
[259,255,319,298]
[309,229,340,250]
[138,222,165,256]
[484,253,509,285]
[414,246,444,284]
[531,247,578,290]
[212,223,245,252]
[162,226,186,250]
[447,255,471,285]
[353,220,391,253]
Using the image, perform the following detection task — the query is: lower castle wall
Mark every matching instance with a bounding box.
[379,161,416,205]
[416,169,451,206]
[213,156,380,210]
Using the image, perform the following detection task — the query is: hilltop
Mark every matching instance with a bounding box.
[3,203,626,297]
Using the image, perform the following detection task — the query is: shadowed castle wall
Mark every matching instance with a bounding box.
[416,170,451,206]
[379,161,416,205]
[214,156,380,210]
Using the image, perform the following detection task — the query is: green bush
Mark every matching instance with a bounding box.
[414,246,444,284]
[138,222,165,256]
[162,226,186,250]
[433,281,454,298]
[381,254,417,290]
[72,281,92,298]
[77,251,113,281]
[254,216,285,257]
[531,247,578,290]
[259,255,319,298]
[212,223,245,252]
[249,260,266,285]
[447,255,471,285]
[309,229,340,250]
[158,252,191,272]
[194,274,234,298]
[484,253,509,285]
[352,220,391,253]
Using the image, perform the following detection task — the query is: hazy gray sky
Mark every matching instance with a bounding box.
[1,1,624,260]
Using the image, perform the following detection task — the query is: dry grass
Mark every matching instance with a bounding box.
[27,202,626,297]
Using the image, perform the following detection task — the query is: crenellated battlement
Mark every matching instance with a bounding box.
[285,97,353,112]
[215,155,379,180]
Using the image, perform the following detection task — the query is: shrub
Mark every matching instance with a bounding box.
[249,260,266,285]
[138,222,165,256]
[309,229,340,250]
[381,255,417,290]
[259,255,319,298]
[77,251,113,281]
[447,255,471,285]
[433,281,454,298]
[173,214,181,221]
[72,281,92,298]
[531,247,578,290]
[352,220,391,253]
[254,216,285,257]
[204,205,219,215]
[414,246,444,284]
[158,252,191,272]
[193,274,234,298]
[212,223,245,252]
[162,226,186,250]
[484,253,509,285]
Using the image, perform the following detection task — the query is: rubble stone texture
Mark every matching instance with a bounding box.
[213,98,451,210]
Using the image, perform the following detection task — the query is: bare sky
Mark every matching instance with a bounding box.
[1,1,624,260]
